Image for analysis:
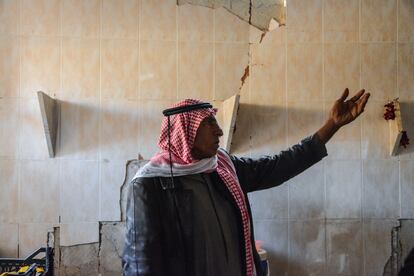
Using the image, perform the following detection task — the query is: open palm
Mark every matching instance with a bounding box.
[330,88,370,127]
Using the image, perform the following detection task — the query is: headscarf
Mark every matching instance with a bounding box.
[133,99,254,276]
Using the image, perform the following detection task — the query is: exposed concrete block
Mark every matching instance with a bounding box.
[59,243,100,276]
[99,222,126,275]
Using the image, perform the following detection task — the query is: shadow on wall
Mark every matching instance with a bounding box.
[231,103,325,156]
[55,100,140,159]
[399,101,414,157]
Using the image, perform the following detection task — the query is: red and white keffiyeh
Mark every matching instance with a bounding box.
[134,99,254,276]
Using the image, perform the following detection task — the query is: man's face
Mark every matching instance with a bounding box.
[191,116,224,159]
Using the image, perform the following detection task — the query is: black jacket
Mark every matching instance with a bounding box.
[123,135,327,276]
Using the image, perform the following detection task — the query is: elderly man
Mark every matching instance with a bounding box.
[123,89,370,276]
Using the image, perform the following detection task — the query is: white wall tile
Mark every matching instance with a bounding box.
[361,43,397,101]
[361,100,389,159]
[249,184,288,220]
[101,39,139,99]
[139,40,177,100]
[178,4,213,42]
[0,160,18,223]
[19,223,54,257]
[253,219,288,275]
[62,0,100,38]
[19,160,59,223]
[326,160,362,218]
[398,0,414,42]
[140,0,176,41]
[0,35,19,98]
[214,7,250,43]
[363,160,399,218]
[100,99,139,160]
[20,37,60,99]
[361,0,397,42]
[287,43,323,102]
[0,0,19,35]
[60,160,99,223]
[0,99,19,158]
[286,0,322,43]
[289,163,325,219]
[19,99,49,160]
[60,222,99,246]
[289,220,326,275]
[250,109,287,159]
[61,38,100,99]
[0,223,18,257]
[58,99,99,160]
[21,0,60,36]
[363,219,397,276]
[401,160,414,218]
[102,0,139,39]
[214,42,249,101]
[326,220,363,276]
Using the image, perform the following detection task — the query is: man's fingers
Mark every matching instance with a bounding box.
[338,88,349,102]
[350,89,366,102]
[357,93,370,114]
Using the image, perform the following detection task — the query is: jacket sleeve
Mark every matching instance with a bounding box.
[230,134,328,193]
[122,178,165,276]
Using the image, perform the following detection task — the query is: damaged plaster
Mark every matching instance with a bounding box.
[55,160,145,275]
[177,0,286,31]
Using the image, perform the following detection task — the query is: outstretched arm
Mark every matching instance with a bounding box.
[232,88,370,193]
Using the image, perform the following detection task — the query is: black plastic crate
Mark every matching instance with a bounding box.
[0,247,53,276]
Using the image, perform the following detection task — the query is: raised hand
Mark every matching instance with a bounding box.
[329,88,371,127]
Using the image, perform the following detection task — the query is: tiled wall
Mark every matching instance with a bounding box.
[246,0,414,275]
[0,0,413,275]
[0,0,250,257]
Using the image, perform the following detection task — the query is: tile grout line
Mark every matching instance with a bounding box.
[396,0,402,219]
[58,0,63,228]
[16,0,23,257]
[98,0,103,222]
[321,1,328,271]
[359,1,366,276]
[137,0,141,155]
[285,3,290,273]
[176,2,179,100]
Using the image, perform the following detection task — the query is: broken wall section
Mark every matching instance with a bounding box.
[178,0,286,31]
